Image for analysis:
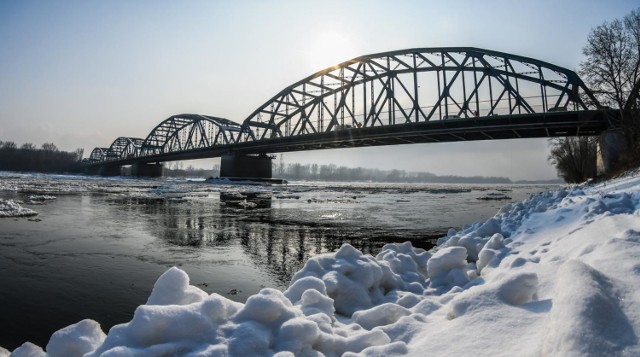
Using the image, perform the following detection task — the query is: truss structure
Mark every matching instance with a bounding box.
[85,47,606,165]
[240,47,601,141]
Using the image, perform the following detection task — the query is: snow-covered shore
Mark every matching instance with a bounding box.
[4,173,640,357]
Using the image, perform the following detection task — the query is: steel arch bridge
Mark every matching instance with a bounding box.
[84,47,613,169]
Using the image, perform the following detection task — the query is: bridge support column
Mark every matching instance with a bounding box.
[132,163,164,177]
[220,154,272,179]
[96,165,122,177]
[597,129,629,175]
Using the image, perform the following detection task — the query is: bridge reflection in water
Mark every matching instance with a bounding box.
[110,191,438,286]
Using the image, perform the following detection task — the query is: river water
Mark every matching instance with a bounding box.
[0,172,555,350]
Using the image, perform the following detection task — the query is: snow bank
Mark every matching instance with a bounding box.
[0,199,37,217]
[6,173,640,356]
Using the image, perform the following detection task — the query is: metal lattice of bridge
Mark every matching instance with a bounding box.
[85,47,612,166]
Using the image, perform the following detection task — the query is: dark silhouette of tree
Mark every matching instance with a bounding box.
[41,142,59,152]
[548,137,598,183]
[0,141,83,173]
[580,11,639,109]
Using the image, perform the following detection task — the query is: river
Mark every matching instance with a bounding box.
[0,172,555,350]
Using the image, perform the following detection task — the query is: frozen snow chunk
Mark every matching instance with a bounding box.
[335,243,362,260]
[200,293,243,322]
[496,272,538,305]
[300,289,335,317]
[274,317,320,353]
[234,288,297,325]
[352,303,411,330]
[315,329,391,356]
[456,233,485,262]
[427,246,467,279]
[227,321,271,356]
[411,298,441,315]
[543,260,636,355]
[376,242,431,287]
[290,244,403,317]
[146,267,208,306]
[396,293,421,308]
[284,276,327,303]
[8,342,45,357]
[87,293,239,356]
[343,341,408,357]
[476,248,498,274]
[485,233,505,250]
[475,217,502,237]
[46,319,106,357]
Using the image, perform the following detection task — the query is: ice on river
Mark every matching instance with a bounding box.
[4,171,640,356]
[0,199,37,217]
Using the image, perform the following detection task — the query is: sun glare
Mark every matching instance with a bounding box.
[306,31,356,72]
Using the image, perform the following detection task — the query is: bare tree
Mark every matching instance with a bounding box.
[41,142,58,152]
[550,8,640,181]
[21,143,36,151]
[548,137,598,183]
[581,9,640,110]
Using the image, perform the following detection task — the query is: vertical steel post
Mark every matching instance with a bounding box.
[413,53,419,122]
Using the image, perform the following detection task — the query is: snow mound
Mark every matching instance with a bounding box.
[0,199,37,217]
[543,260,636,355]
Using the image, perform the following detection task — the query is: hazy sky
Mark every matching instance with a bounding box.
[1,0,638,180]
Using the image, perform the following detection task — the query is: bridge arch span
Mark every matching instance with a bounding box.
[240,47,601,141]
[88,147,110,163]
[106,137,144,161]
[141,114,242,156]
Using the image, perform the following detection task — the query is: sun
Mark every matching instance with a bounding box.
[306,31,357,73]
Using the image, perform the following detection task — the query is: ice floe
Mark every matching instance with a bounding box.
[0,199,37,218]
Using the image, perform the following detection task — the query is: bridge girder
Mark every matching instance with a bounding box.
[239,47,602,141]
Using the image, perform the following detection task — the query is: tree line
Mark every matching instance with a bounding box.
[549,8,640,183]
[274,162,513,183]
[0,141,84,173]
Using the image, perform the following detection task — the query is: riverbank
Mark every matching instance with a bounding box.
[3,171,640,356]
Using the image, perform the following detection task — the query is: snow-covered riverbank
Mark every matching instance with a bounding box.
[4,172,640,356]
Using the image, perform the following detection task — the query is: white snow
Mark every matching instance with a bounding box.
[5,172,640,356]
[0,199,37,217]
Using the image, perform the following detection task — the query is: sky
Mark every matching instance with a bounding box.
[0,0,638,180]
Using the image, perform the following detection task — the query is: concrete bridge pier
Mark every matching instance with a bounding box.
[220,154,272,179]
[597,129,629,175]
[132,163,164,177]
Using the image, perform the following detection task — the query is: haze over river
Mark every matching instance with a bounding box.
[0,172,555,350]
